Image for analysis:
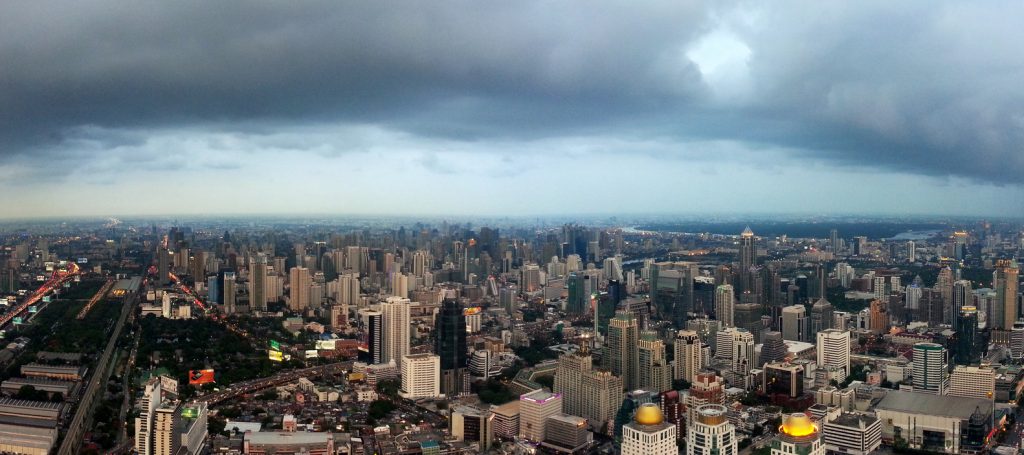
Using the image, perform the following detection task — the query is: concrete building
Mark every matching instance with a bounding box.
[622,404,677,455]
[490,401,520,440]
[686,404,736,455]
[674,329,703,384]
[605,310,639,390]
[949,366,995,401]
[0,398,61,455]
[519,390,562,442]
[821,413,881,455]
[912,342,949,395]
[399,353,440,399]
[715,284,735,327]
[771,413,824,455]
[242,431,336,455]
[816,329,851,382]
[637,331,671,393]
[451,405,491,450]
[874,391,992,454]
[541,414,592,454]
[781,305,807,342]
[381,296,411,364]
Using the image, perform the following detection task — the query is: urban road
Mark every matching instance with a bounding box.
[57,293,136,455]
[194,361,354,406]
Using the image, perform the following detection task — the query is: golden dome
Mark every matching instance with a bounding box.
[635,404,664,425]
[779,413,817,437]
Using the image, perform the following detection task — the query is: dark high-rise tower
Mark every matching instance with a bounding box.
[955,306,980,365]
[738,227,756,293]
[567,272,587,315]
[436,298,468,397]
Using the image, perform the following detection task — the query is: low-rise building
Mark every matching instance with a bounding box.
[874,391,992,454]
[821,412,881,455]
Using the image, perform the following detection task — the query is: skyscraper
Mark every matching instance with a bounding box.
[673,330,702,384]
[781,305,807,341]
[739,226,756,274]
[381,297,411,364]
[829,229,840,254]
[605,310,639,390]
[994,259,1019,330]
[435,298,468,397]
[955,306,980,365]
[687,404,736,455]
[567,272,587,315]
[519,390,563,443]
[361,309,383,364]
[621,404,677,455]
[554,342,593,418]
[637,331,671,393]
[250,254,268,311]
[715,284,735,327]
[951,279,972,325]
[912,342,949,395]
[288,266,311,312]
[650,261,696,327]
[810,297,834,339]
[816,329,851,381]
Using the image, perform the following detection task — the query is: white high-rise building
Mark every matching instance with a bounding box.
[519,390,563,443]
[715,284,735,327]
[399,353,440,399]
[686,404,736,455]
[674,330,702,384]
[816,329,851,381]
[622,404,677,455]
[381,297,411,364]
[136,378,163,455]
[912,342,949,395]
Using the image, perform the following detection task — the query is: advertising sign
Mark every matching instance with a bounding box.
[181,407,199,419]
[269,340,281,350]
[188,369,215,385]
[305,350,318,359]
[315,339,336,350]
[268,350,284,361]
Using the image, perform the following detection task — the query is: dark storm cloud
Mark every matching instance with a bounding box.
[2,1,1024,184]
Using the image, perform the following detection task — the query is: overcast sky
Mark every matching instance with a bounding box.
[2,1,1023,219]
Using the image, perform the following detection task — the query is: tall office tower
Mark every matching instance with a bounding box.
[222,271,237,312]
[674,330,702,384]
[360,310,383,364]
[955,306,980,365]
[566,272,587,315]
[606,311,639,390]
[399,353,440,399]
[829,229,840,253]
[715,284,735,327]
[810,297,834,339]
[912,342,949,395]
[521,264,541,293]
[604,256,624,282]
[136,378,163,455]
[734,303,763,342]
[436,298,468,397]
[994,259,1019,330]
[650,261,696,327]
[905,284,922,320]
[738,227,756,292]
[250,254,268,311]
[816,329,851,380]
[936,266,954,316]
[781,305,807,341]
[411,250,428,277]
[637,331,671,393]
[554,342,593,418]
[852,236,867,256]
[730,329,755,387]
[158,247,170,286]
[687,404,736,455]
[621,404,677,455]
[288,267,311,312]
[381,297,411,364]
[330,303,347,329]
[868,299,889,334]
[760,331,787,365]
[582,370,624,435]
[906,241,916,262]
[952,279,972,322]
[772,414,825,455]
[950,231,968,260]
[499,286,516,315]
[153,404,181,455]
[519,391,563,443]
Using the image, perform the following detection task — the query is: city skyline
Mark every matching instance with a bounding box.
[2,2,1024,218]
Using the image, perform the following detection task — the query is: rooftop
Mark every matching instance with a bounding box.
[875,391,992,419]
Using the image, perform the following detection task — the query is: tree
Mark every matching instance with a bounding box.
[376,379,400,397]
[14,385,47,401]
[368,399,396,419]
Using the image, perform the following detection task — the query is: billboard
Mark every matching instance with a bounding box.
[42,296,50,303]
[315,339,336,350]
[12,317,22,325]
[77,258,89,264]
[28,306,37,313]
[305,350,318,359]
[188,369,215,385]
[181,407,199,419]
[269,340,281,350]
[268,350,284,362]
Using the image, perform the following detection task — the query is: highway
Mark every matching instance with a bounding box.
[76,278,115,320]
[193,361,352,406]
[57,292,135,455]
[0,262,80,329]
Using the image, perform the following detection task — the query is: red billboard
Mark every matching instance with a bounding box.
[188,369,215,385]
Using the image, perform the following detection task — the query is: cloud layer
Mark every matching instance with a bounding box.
[1,1,1023,217]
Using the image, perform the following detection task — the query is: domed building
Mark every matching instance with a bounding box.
[621,403,677,455]
[772,413,824,455]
